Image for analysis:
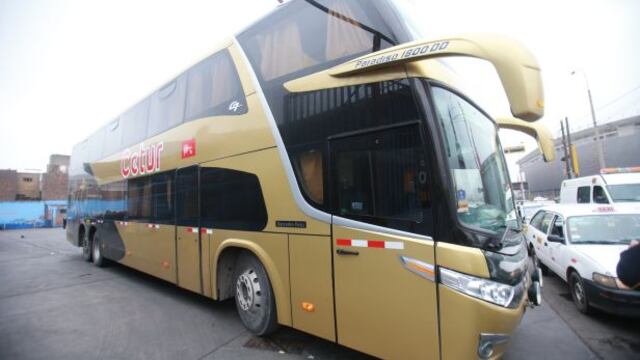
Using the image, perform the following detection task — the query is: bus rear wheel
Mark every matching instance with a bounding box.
[92,232,106,268]
[233,253,278,336]
[82,231,92,262]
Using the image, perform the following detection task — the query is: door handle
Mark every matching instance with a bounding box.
[544,242,548,246]
[336,248,359,256]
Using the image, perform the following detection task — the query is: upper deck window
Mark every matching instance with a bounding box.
[238,0,407,87]
[185,50,247,120]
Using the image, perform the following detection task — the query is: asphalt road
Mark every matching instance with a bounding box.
[0,228,637,360]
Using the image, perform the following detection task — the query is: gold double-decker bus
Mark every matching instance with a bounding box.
[66,1,554,358]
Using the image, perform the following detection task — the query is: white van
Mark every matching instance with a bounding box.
[559,168,640,204]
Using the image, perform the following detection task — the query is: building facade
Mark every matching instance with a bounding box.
[518,116,640,198]
[0,154,69,201]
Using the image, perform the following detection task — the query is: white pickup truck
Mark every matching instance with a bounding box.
[559,168,640,204]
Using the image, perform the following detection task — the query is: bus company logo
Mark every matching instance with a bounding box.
[181,138,196,159]
[120,141,164,178]
[228,100,242,112]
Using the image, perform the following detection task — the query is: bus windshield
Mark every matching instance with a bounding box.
[432,86,517,234]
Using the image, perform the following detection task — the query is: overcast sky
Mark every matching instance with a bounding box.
[1,0,639,172]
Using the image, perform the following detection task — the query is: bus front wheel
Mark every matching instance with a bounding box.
[233,252,278,336]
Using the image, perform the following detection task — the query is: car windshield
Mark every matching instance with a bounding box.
[567,214,640,245]
[607,184,640,202]
[432,86,516,234]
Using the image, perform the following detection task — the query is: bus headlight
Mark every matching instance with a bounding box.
[440,267,522,308]
[592,272,618,289]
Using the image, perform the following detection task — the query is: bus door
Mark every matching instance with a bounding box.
[175,166,202,293]
[329,124,439,360]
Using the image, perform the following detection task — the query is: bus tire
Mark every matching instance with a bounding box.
[233,252,278,336]
[92,232,106,268]
[82,228,92,262]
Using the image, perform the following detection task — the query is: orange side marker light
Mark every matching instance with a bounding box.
[301,302,315,312]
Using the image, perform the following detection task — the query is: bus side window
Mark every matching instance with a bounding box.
[151,172,175,224]
[200,168,267,231]
[185,50,246,121]
[593,186,609,204]
[127,177,151,221]
[176,167,199,228]
[577,186,590,203]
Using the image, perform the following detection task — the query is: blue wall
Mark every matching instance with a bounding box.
[0,201,67,230]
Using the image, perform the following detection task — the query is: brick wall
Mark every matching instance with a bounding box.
[16,172,41,200]
[42,155,70,200]
[0,170,18,201]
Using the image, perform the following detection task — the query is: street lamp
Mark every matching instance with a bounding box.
[570,69,606,170]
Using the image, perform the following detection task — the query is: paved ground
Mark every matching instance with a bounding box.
[0,229,636,359]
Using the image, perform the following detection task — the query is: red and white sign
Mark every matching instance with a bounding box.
[181,138,196,159]
[336,238,404,250]
[120,141,164,178]
[201,228,213,235]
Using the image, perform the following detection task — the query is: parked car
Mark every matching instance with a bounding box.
[516,199,555,224]
[559,167,640,204]
[524,204,640,316]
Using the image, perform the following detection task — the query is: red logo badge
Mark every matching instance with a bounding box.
[181,138,196,159]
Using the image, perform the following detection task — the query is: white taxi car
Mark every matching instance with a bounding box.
[524,204,640,316]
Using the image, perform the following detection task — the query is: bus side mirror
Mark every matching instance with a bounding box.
[495,116,556,162]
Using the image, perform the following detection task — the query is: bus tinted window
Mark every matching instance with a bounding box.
[200,168,268,231]
[185,50,246,121]
[148,75,187,138]
[330,124,431,234]
[128,177,151,221]
[285,79,420,203]
[103,118,122,158]
[88,126,106,162]
[238,0,399,83]
[151,172,174,224]
[121,99,150,148]
[101,181,127,220]
[176,166,199,227]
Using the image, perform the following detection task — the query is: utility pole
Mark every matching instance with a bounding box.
[571,70,605,169]
[565,117,573,176]
[560,120,572,179]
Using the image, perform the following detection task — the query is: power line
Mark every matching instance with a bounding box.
[595,85,640,111]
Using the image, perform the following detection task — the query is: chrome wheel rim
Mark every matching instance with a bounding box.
[92,238,100,261]
[236,269,263,312]
[573,280,585,305]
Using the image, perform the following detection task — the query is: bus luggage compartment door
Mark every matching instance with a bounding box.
[332,226,439,360]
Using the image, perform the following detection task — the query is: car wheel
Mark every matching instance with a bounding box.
[92,232,106,268]
[233,252,278,336]
[82,233,92,262]
[569,271,591,314]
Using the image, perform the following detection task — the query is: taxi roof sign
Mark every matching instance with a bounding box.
[600,167,640,174]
